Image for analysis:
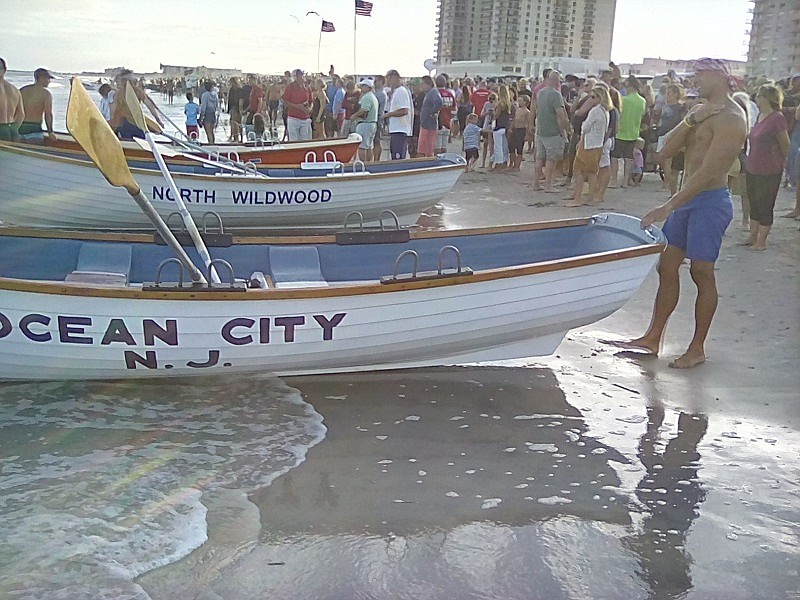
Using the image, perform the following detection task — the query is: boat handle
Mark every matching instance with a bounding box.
[227,151,240,164]
[202,211,225,234]
[324,150,336,162]
[207,259,236,287]
[393,250,419,279]
[331,162,345,175]
[244,161,259,176]
[379,210,400,231]
[304,151,317,163]
[352,159,366,174]
[165,212,186,232]
[438,245,462,275]
[343,211,364,231]
[155,258,185,286]
[644,226,660,243]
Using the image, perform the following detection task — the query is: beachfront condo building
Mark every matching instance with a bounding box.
[746,0,800,79]
[435,0,616,76]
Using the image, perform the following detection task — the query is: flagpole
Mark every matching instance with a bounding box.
[353,11,357,76]
[318,22,322,73]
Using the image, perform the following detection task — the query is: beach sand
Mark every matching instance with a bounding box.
[137,152,800,599]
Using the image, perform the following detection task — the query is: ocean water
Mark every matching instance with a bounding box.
[0,375,326,599]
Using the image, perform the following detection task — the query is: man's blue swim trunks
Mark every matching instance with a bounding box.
[662,187,733,262]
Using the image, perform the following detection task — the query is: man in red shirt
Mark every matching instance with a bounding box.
[246,75,264,128]
[283,69,313,141]
[436,75,455,154]
[470,81,491,123]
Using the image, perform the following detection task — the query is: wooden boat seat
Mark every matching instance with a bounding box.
[268,246,329,289]
[65,242,132,286]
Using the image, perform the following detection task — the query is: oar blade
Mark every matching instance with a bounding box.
[66,78,138,194]
[125,82,148,134]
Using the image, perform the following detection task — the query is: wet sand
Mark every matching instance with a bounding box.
[138,155,800,599]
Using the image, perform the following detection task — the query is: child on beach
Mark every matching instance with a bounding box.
[479,93,496,168]
[184,92,199,140]
[631,137,645,185]
[462,113,480,172]
[252,113,267,141]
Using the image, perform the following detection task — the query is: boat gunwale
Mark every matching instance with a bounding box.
[0,217,591,243]
[0,242,665,300]
[17,133,362,166]
[0,142,466,182]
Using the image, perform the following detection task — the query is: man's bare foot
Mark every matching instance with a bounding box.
[669,351,706,369]
[781,211,799,219]
[748,243,767,251]
[738,239,755,246]
[602,338,659,356]
[564,202,583,207]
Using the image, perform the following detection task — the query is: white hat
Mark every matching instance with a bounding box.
[358,78,374,88]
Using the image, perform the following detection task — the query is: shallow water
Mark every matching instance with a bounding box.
[0,376,326,599]
[3,363,793,599]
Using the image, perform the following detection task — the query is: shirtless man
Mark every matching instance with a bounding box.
[610,59,747,369]
[0,57,25,141]
[19,68,55,142]
[266,77,282,129]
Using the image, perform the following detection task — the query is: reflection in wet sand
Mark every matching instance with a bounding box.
[141,367,648,599]
[624,403,708,599]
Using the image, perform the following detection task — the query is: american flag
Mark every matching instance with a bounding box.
[321,20,335,32]
[355,0,373,16]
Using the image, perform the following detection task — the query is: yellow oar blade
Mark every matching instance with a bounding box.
[125,82,148,133]
[145,115,163,134]
[66,78,139,195]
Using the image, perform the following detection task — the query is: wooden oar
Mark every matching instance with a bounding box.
[66,78,207,284]
[125,84,221,284]
[131,137,251,175]
[145,103,267,177]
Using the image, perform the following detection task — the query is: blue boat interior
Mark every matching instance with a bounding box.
[0,221,650,287]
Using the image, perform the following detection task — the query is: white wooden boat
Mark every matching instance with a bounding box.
[0,142,465,229]
[0,214,665,381]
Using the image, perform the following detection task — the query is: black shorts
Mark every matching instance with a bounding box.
[509,128,526,154]
[465,148,479,161]
[268,99,279,111]
[611,138,635,159]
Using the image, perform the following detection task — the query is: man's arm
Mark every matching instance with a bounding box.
[44,91,54,136]
[555,105,570,137]
[13,90,24,131]
[642,112,746,227]
[660,103,723,160]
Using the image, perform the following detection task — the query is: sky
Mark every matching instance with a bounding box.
[1,0,751,75]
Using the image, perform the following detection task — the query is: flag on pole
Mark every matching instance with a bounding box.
[355,0,373,16]
[321,20,335,32]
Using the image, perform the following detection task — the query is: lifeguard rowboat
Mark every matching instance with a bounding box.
[0,143,465,229]
[18,132,363,166]
[0,214,665,381]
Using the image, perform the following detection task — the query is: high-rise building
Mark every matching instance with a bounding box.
[746,0,800,78]
[435,0,616,75]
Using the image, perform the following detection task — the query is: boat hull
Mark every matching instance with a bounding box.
[0,144,464,229]
[0,215,665,381]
